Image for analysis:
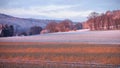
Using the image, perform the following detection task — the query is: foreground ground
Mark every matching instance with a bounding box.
[0,30,120,68]
[0,42,120,68]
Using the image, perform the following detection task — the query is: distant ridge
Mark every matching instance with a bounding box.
[0,13,61,33]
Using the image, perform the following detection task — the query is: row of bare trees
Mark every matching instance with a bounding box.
[85,10,120,30]
[43,19,82,33]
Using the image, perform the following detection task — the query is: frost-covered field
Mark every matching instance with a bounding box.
[0,29,120,44]
[0,29,120,68]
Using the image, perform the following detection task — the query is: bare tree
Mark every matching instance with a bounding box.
[57,19,73,32]
[45,21,58,33]
[87,12,99,30]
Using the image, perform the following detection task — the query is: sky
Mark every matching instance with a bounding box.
[0,0,120,22]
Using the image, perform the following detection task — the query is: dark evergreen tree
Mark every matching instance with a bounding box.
[29,26,42,35]
[9,25,14,36]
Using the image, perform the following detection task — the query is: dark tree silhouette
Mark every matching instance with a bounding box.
[29,26,42,35]
[2,24,10,37]
[73,23,82,30]
[19,32,27,36]
[9,25,14,36]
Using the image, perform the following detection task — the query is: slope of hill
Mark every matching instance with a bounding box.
[0,13,61,33]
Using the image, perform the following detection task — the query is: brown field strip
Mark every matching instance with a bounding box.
[0,42,120,65]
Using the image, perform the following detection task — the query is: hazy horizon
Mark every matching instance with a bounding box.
[0,0,120,22]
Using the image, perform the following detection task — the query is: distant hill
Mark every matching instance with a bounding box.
[0,13,61,34]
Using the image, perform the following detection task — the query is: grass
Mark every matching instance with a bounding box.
[0,42,120,68]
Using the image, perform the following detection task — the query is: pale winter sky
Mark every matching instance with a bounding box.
[0,0,119,22]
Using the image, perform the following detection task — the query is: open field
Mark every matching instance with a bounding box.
[0,30,120,44]
[0,42,120,68]
[0,30,120,68]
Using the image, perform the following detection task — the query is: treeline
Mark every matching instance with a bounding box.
[41,19,82,34]
[0,19,82,37]
[83,10,120,30]
[15,26,43,36]
[0,24,43,37]
[0,24,14,37]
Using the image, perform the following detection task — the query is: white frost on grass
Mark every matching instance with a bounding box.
[0,30,120,44]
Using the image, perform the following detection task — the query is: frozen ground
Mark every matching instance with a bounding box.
[0,29,120,44]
